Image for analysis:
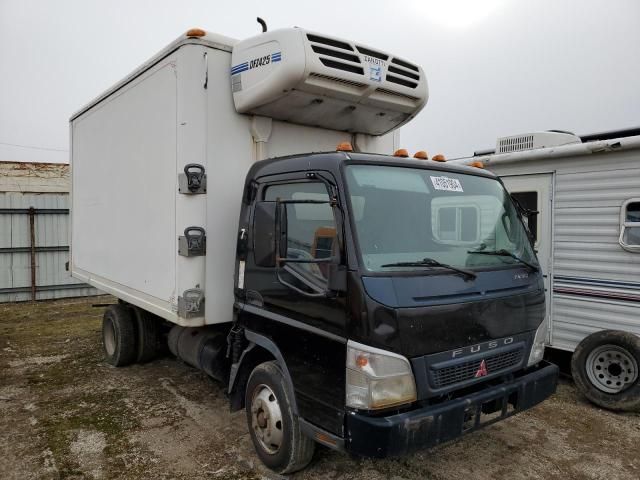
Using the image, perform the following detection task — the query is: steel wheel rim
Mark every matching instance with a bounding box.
[585,344,638,394]
[250,384,283,454]
[104,318,116,356]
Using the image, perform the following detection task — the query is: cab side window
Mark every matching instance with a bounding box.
[265,182,337,279]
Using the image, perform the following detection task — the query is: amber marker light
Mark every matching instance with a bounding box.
[413,150,428,160]
[336,142,353,152]
[186,28,206,37]
[470,161,485,169]
[393,149,409,158]
[432,154,446,162]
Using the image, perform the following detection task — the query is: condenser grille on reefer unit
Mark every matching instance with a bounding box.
[307,34,364,75]
[356,46,389,60]
[306,33,421,89]
[387,58,421,88]
[308,72,367,89]
[375,87,420,101]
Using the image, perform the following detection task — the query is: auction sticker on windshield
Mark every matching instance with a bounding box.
[430,176,463,192]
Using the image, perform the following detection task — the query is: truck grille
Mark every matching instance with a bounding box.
[432,349,524,389]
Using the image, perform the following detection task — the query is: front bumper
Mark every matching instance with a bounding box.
[345,361,558,458]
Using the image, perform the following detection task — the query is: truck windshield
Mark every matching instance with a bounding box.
[344,164,538,272]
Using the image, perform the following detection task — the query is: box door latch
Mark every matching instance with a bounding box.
[178,227,206,256]
[178,288,205,318]
[178,164,207,194]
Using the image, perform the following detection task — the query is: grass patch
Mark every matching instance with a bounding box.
[40,389,142,478]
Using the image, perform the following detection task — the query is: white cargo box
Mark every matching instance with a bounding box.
[70,28,417,326]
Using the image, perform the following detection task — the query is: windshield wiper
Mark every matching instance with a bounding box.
[380,258,477,280]
[467,249,539,272]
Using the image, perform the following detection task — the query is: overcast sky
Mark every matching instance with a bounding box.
[1,0,639,163]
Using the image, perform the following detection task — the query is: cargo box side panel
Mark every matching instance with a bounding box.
[71,59,178,316]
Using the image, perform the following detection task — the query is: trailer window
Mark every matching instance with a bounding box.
[620,199,640,252]
[511,191,538,242]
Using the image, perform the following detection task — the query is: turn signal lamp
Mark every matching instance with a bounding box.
[413,151,428,160]
[432,154,446,162]
[186,28,206,38]
[336,142,353,152]
[393,149,409,158]
[470,161,485,169]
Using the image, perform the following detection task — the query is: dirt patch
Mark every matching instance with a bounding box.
[0,296,638,479]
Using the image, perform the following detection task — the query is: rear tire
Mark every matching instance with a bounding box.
[571,330,640,411]
[129,306,163,363]
[245,361,315,474]
[102,304,137,367]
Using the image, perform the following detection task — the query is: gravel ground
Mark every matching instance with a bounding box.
[1,296,639,480]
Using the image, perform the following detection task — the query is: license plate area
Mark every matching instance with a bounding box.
[462,392,518,432]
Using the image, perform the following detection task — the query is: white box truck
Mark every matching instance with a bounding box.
[455,128,640,411]
[71,25,557,473]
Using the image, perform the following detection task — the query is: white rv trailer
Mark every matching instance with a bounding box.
[456,128,640,410]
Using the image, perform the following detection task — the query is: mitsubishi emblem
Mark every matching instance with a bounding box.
[475,359,488,378]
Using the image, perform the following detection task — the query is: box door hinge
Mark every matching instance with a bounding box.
[178,227,206,256]
[178,288,205,318]
[178,164,207,194]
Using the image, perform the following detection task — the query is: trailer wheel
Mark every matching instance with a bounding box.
[245,361,314,474]
[129,306,163,363]
[571,330,640,411]
[102,304,137,367]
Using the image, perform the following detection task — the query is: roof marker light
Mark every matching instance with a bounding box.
[413,151,428,160]
[186,28,206,38]
[470,161,485,169]
[336,142,353,152]
[432,154,446,162]
[393,149,409,158]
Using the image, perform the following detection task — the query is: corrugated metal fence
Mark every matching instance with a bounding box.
[0,191,97,302]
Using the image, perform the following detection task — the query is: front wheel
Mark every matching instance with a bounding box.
[245,361,315,474]
[571,330,640,411]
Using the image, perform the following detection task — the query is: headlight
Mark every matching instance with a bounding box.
[346,340,417,410]
[527,318,548,366]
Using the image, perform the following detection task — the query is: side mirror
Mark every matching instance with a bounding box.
[253,201,277,267]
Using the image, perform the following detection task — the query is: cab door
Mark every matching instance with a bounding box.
[240,173,348,435]
[501,174,553,334]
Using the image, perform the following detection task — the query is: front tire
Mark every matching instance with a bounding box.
[571,330,640,411]
[102,304,137,367]
[245,361,315,474]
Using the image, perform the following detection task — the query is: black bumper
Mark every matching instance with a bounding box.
[345,361,558,458]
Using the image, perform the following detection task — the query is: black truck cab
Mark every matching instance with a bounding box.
[229,151,558,470]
